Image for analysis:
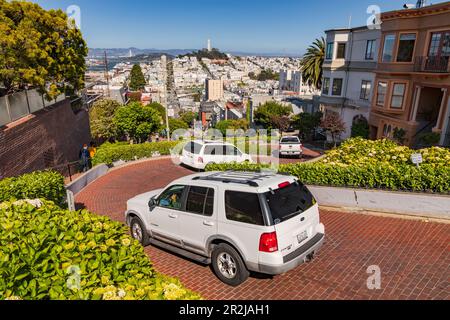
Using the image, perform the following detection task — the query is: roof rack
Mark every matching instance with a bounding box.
[192,171,276,187]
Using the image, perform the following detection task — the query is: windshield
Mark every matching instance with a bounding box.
[184,142,203,154]
[264,181,315,224]
[281,137,300,144]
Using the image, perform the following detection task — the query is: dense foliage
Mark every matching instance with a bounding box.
[180,48,228,61]
[148,102,166,120]
[169,118,189,133]
[128,64,146,91]
[89,99,122,141]
[215,119,249,136]
[292,112,322,140]
[0,171,65,206]
[206,138,450,193]
[92,141,180,166]
[179,111,197,127]
[254,101,292,130]
[114,102,162,143]
[0,200,201,300]
[249,69,279,81]
[0,0,88,99]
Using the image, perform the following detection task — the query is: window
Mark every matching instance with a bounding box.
[264,182,315,225]
[322,78,330,94]
[397,34,416,62]
[225,191,264,226]
[382,34,396,62]
[360,80,372,100]
[336,43,346,59]
[186,186,214,216]
[331,78,343,96]
[326,43,334,60]
[365,40,376,60]
[184,142,202,154]
[225,145,242,156]
[390,83,406,109]
[158,185,186,210]
[376,82,387,106]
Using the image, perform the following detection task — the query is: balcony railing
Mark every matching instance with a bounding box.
[414,56,450,73]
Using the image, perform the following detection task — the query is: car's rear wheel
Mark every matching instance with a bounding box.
[130,217,150,246]
[211,243,249,286]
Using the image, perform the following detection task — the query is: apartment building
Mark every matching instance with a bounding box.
[369,2,450,147]
[205,79,224,101]
[320,26,381,139]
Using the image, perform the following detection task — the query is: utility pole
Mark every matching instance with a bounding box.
[104,51,110,97]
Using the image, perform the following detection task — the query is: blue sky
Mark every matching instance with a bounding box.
[33,0,448,54]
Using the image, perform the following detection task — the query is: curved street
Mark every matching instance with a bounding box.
[75,158,450,300]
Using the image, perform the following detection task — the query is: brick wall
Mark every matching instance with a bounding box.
[0,99,91,178]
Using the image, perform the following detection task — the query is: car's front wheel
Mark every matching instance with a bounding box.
[130,217,150,246]
[211,243,249,286]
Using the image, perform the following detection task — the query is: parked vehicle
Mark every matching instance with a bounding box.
[125,171,325,286]
[279,136,303,158]
[180,140,252,170]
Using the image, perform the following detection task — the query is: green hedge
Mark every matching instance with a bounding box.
[0,171,66,206]
[0,200,201,300]
[92,141,180,166]
[206,138,450,194]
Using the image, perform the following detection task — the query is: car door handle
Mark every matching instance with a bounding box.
[203,221,215,227]
[169,214,178,219]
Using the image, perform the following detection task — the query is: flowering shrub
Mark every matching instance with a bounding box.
[0,200,201,300]
[206,138,450,193]
[0,171,66,206]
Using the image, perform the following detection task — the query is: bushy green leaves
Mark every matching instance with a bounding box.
[128,64,146,91]
[206,138,450,193]
[0,171,65,206]
[0,200,201,300]
[89,99,122,140]
[92,141,180,166]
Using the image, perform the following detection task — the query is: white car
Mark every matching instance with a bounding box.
[279,136,303,158]
[125,171,325,286]
[180,141,252,170]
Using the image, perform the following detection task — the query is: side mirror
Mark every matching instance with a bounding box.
[148,197,157,211]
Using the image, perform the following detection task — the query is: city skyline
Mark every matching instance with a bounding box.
[32,0,448,55]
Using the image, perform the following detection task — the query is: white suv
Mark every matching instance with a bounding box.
[125,171,325,286]
[180,141,252,170]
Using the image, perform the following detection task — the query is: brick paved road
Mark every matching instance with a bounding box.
[76,158,450,300]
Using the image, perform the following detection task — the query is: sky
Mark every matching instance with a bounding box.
[33,0,449,55]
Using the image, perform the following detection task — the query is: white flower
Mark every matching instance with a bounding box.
[118,289,126,298]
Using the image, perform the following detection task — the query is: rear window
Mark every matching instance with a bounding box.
[184,142,203,154]
[225,191,264,226]
[281,137,300,144]
[264,182,315,224]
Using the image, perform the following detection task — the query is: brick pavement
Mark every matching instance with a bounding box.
[75,157,450,300]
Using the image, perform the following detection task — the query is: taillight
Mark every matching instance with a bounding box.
[278,181,291,189]
[198,157,204,163]
[259,232,278,253]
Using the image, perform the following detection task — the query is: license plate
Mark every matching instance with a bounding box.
[297,231,308,244]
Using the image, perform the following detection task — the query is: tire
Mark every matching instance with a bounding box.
[130,217,150,246]
[211,243,249,286]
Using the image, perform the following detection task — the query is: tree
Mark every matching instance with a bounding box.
[215,119,249,136]
[113,102,162,143]
[292,111,323,140]
[0,0,88,99]
[179,111,197,127]
[320,112,346,147]
[148,102,166,120]
[128,64,146,91]
[351,116,370,139]
[254,101,292,130]
[169,118,189,133]
[300,37,325,90]
[89,99,122,141]
[270,115,291,134]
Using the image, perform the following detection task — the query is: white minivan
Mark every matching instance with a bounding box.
[180,141,252,170]
[125,171,325,286]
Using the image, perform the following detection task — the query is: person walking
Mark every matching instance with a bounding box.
[79,144,90,172]
[88,142,97,169]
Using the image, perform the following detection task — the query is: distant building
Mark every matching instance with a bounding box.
[207,39,212,52]
[279,69,318,95]
[205,79,224,101]
[320,25,381,140]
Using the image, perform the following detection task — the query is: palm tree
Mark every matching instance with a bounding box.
[300,37,325,90]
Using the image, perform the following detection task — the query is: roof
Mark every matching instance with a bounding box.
[381,1,450,20]
[172,171,297,192]
[324,25,369,33]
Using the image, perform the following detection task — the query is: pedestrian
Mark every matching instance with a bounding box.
[88,142,97,169]
[155,133,160,143]
[79,144,90,172]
